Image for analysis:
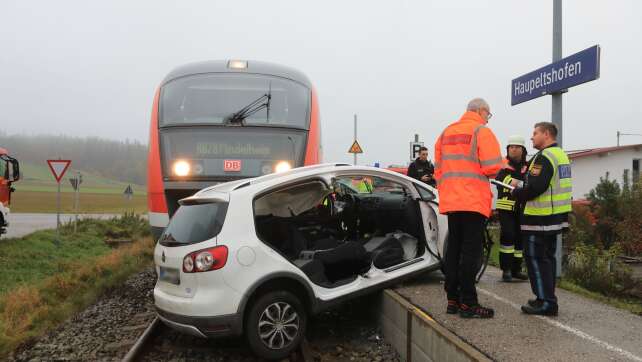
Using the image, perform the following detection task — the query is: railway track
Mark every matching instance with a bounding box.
[122,316,314,362]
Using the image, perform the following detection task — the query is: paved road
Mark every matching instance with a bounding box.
[394,266,642,362]
[2,213,119,239]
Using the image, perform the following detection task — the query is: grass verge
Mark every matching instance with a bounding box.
[0,215,154,358]
[9,190,147,214]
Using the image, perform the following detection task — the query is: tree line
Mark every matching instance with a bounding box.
[0,132,147,185]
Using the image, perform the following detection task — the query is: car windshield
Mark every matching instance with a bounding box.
[160,73,310,129]
[159,202,228,246]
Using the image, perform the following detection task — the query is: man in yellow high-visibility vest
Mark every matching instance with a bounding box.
[511,122,572,317]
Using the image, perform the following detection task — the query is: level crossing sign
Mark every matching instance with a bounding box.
[348,140,363,154]
[47,160,71,183]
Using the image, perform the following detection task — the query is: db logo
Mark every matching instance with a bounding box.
[224,160,242,172]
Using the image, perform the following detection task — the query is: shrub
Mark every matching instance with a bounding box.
[566,243,639,297]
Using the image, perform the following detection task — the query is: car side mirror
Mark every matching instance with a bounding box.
[7,159,20,182]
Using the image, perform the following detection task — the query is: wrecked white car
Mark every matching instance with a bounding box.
[153,163,447,359]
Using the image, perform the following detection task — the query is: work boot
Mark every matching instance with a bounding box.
[527,298,539,307]
[459,304,495,319]
[521,300,558,316]
[512,270,528,281]
[501,270,512,282]
[446,300,459,314]
[512,257,527,280]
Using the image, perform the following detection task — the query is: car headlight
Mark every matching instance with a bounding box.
[275,161,292,173]
[173,160,190,176]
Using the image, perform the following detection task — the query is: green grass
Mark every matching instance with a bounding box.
[558,280,642,316]
[0,215,154,357]
[15,162,146,195]
[10,191,147,214]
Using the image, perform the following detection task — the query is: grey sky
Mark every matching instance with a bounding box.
[1,0,641,165]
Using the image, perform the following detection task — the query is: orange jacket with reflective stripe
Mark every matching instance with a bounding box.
[434,111,503,217]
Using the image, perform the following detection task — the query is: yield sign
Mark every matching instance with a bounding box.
[348,140,364,154]
[47,160,72,183]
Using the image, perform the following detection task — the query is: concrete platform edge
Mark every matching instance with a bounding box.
[378,289,492,362]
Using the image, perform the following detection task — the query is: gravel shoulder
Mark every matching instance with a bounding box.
[10,268,399,362]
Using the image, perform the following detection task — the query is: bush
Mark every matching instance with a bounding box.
[566,243,639,297]
[579,172,642,256]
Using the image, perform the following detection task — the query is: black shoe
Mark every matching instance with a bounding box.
[527,299,539,307]
[501,270,512,282]
[512,271,529,281]
[446,300,459,314]
[459,304,494,319]
[521,301,558,316]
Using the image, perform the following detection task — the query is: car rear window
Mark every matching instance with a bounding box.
[159,202,228,246]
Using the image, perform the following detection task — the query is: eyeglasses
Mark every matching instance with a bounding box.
[486,110,493,120]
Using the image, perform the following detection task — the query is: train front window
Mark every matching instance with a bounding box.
[160,74,310,129]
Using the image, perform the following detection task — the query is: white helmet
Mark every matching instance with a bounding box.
[507,135,526,148]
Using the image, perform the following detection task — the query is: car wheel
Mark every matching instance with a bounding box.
[245,290,307,360]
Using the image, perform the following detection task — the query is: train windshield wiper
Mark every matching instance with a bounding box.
[225,84,272,125]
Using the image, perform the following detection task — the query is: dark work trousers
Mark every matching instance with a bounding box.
[523,233,558,306]
[444,211,486,306]
[498,210,524,273]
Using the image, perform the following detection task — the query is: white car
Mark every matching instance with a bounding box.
[153,163,447,359]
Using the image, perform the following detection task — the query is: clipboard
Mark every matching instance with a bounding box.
[491,179,515,191]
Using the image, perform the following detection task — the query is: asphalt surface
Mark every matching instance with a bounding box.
[394,267,642,362]
[2,213,119,239]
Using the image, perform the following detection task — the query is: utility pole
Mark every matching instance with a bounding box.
[617,131,642,146]
[552,0,564,277]
[353,114,358,165]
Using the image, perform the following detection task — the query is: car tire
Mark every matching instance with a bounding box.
[245,290,307,360]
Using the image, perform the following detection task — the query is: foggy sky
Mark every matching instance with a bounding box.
[1,0,641,166]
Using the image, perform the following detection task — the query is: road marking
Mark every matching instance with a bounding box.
[477,287,642,362]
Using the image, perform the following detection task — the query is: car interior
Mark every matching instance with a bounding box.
[254,175,432,288]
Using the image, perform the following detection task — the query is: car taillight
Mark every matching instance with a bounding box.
[183,246,228,273]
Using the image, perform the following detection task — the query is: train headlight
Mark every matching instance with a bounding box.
[227,59,248,69]
[173,160,190,176]
[275,161,292,173]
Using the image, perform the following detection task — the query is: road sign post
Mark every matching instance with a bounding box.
[511,1,600,277]
[69,172,82,233]
[47,159,71,244]
[552,0,564,278]
[348,115,364,164]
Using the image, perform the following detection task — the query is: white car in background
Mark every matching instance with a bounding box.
[153,163,447,359]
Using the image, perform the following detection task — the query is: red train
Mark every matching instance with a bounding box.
[147,60,322,238]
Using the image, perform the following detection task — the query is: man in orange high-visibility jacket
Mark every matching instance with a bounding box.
[434,98,503,319]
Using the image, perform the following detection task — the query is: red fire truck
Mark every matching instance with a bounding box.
[0,147,20,235]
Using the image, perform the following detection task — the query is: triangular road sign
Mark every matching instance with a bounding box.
[47,160,72,183]
[348,140,364,154]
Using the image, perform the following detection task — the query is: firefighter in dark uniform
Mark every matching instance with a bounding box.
[495,135,529,282]
[407,146,436,187]
[511,122,572,316]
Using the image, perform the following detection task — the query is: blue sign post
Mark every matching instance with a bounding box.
[511,45,600,105]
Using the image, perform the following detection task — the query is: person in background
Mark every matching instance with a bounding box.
[407,146,436,187]
[495,135,529,282]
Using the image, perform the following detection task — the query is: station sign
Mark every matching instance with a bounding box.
[511,45,600,105]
